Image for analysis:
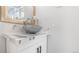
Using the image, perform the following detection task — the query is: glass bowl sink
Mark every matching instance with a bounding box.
[23,25,42,34]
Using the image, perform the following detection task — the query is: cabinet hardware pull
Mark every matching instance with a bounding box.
[19,40,21,44]
[37,48,39,53]
[39,46,42,53]
[37,46,42,53]
[33,37,35,40]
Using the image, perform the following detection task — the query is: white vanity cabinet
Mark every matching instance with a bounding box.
[6,34,47,53]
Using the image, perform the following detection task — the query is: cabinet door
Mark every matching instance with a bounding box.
[0,36,6,53]
[17,38,47,53]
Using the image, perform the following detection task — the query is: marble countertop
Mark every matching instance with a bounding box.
[0,30,49,41]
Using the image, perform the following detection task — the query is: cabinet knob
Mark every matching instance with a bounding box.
[19,40,21,44]
[33,37,35,40]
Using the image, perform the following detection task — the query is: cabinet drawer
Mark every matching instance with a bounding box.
[9,34,47,47]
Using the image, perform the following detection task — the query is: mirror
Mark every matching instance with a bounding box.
[8,6,33,20]
[8,6,25,20]
[0,6,35,24]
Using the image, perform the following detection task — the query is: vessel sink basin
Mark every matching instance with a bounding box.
[23,25,42,34]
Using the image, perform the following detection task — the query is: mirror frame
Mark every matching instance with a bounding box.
[0,6,36,24]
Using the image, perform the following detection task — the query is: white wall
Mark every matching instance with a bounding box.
[36,6,79,53]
